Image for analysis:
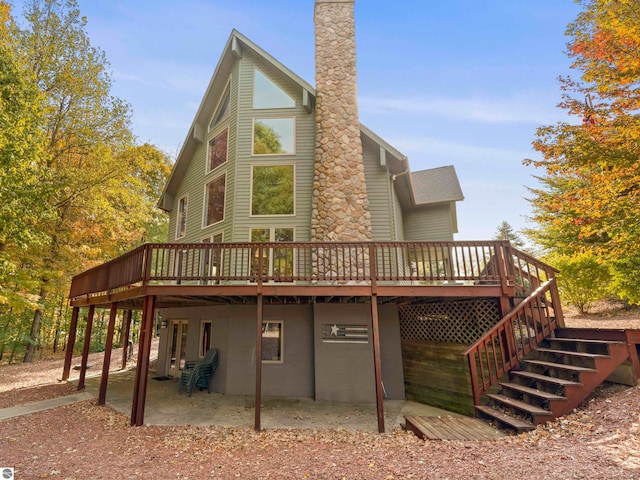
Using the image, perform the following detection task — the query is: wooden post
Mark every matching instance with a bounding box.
[369,244,385,433]
[77,305,95,391]
[254,293,263,431]
[98,303,118,405]
[370,295,385,433]
[121,310,133,370]
[62,307,80,381]
[131,295,155,426]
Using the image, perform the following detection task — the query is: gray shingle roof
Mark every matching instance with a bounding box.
[409,166,464,205]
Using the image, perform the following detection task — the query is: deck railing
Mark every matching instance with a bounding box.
[69,240,531,300]
[463,278,562,405]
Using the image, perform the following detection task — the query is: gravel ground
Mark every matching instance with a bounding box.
[1,310,639,479]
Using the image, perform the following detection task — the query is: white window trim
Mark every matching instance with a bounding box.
[261,320,284,364]
[251,116,296,156]
[252,68,296,110]
[249,227,296,285]
[249,163,296,217]
[206,127,229,175]
[202,173,227,229]
[199,321,213,358]
[208,77,232,133]
[175,194,189,240]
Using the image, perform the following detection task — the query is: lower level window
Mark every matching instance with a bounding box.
[200,321,212,357]
[262,321,282,363]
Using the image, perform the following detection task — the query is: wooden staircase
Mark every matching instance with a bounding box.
[475,334,630,432]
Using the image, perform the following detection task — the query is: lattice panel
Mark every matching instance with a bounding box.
[399,299,501,344]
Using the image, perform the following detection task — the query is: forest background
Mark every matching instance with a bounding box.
[1,0,639,363]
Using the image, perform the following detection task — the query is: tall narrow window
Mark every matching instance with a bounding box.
[253,70,295,109]
[262,321,283,363]
[209,82,230,131]
[200,321,212,358]
[176,195,188,239]
[250,227,294,281]
[200,233,223,284]
[251,165,294,216]
[205,175,226,226]
[208,129,228,172]
[253,118,295,155]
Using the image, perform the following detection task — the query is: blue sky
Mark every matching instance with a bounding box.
[12,0,582,242]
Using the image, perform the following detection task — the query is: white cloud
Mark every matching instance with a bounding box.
[384,135,534,166]
[359,94,559,125]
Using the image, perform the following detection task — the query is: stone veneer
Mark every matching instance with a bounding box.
[311,0,372,244]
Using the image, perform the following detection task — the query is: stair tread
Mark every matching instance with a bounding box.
[475,406,535,431]
[500,382,567,401]
[511,370,582,386]
[487,393,553,416]
[523,359,596,372]
[550,337,626,345]
[536,348,609,358]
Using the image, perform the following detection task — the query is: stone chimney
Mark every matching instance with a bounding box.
[311,0,372,243]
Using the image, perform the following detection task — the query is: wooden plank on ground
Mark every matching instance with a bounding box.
[405,415,505,441]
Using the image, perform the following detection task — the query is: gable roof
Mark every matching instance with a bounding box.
[158,29,463,211]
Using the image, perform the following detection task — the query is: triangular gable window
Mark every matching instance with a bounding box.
[253,69,295,109]
[209,83,231,131]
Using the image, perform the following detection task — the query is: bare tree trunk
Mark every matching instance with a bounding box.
[24,281,48,363]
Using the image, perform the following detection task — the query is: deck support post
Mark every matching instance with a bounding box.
[254,293,263,431]
[370,294,385,433]
[131,295,155,426]
[62,306,80,381]
[98,303,118,406]
[368,244,385,433]
[77,305,95,391]
[121,310,133,370]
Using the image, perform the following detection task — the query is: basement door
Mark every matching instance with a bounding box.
[167,320,189,377]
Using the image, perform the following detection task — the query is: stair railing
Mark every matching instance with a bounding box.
[463,278,562,405]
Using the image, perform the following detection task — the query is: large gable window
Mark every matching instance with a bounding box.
[253,69,295,109]
[209,82,231,131]
[176,195,188,239]
[208,128,228,172]
[251,165,294,216]
[253,118,295,155]
[204,174,226,226]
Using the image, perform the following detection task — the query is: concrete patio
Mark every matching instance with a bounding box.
[74,366,497,434]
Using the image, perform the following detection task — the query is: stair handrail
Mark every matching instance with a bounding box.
[463,278,561,405]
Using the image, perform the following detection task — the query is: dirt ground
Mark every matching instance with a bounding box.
[1,305,639,479]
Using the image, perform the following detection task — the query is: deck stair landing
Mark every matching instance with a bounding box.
[476,334,630,433]
[404,415,506,441]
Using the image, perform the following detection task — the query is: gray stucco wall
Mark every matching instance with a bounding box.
[158,305,314,397]
[158,302,403,402]
[313,303,404,403]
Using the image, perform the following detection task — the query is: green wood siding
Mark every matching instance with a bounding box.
[362,142,394,241]
[231,51,315,242]
[403,203,455,241]
[393,187,405,241]
[167,65,240,243]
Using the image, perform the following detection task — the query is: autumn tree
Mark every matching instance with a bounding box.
[525,0,640,304]
[3,0,170,362]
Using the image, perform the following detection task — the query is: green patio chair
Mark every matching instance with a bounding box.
[178,348,219,397]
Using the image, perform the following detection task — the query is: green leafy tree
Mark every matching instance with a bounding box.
[253,122,284,154]
[546,252,611,314]
[525,0,640,304]
[4,0,170,361]
[493,221,524,248]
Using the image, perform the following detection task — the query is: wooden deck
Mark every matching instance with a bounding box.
[405,415,506,441]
